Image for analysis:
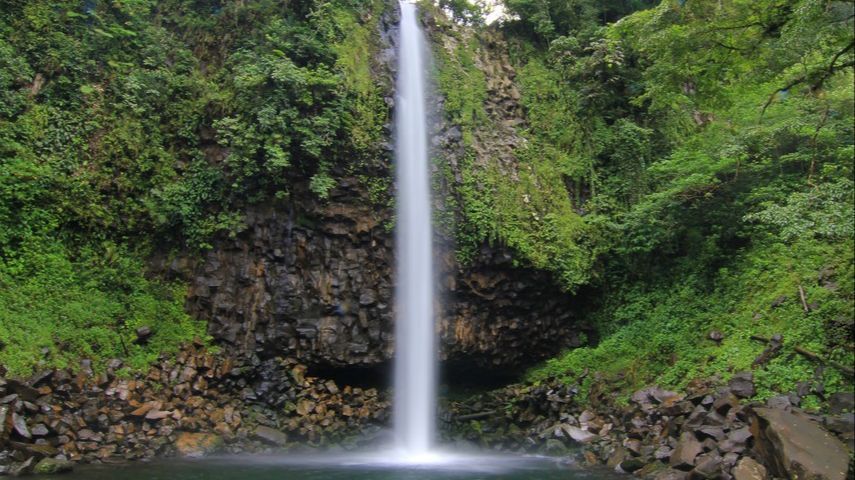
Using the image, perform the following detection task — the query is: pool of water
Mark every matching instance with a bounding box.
[32,452,621,480]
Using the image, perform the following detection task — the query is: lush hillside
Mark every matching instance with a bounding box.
[0,0,388,375]
[1,0,852,406]
[430,0,853,401]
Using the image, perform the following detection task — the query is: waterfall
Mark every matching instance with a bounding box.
[393,1,436,459]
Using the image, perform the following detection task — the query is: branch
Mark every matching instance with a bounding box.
[761,54,855,117]
[712,40,749,52]
[826,39,855,79]
[455,410,498,421]
[701,22,764,34]
[794,346,855,377]
[797,285,809,312]
[750,335,854,377]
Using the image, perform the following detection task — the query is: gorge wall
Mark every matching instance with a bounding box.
[176,5,589,371]
[181,173,587,370]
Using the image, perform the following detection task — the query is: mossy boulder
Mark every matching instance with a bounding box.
[33,458,73,474]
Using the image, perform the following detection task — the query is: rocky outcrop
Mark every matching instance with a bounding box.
[185,195,396,367]
[180,194,587,369]
[438,246,588,367]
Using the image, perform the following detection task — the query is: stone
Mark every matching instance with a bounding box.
[135,326,153,345]
[0,405,9,442]
[727,427,752,445]
[130,401,158,417]
[358,291,376,306]
[11,412,31,439]
[636,462,667,478]
[619,458,646,473]
[733,457,767,480]
[6,380,39,402]
[544,439,567,456]
[144,409,171,420]
[728,373,755,399]
[752,407,849,480]
[670,432,703,470]
[623,437,643,454]
[175,432,224,457]
[583,450,599,466]
[765,395,792,410]
[824,413,854,435]
[696,426,725,441]
[655,445,673,461]
[28,370,54,388]
[607,446,628,469]
[722,452,740,468]
[713,392,740,414]
[690,453,722,479]
[8,456,34,476]
[10,440,57,458]
[33,457,74,474]
[562,425,598,443]
[655,469,690,480]
[828,392,853,414]
[252,425,288,446]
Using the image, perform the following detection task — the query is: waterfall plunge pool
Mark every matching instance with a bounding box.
[31,452,625,480]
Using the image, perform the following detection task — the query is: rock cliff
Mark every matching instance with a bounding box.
[177,3,589,371]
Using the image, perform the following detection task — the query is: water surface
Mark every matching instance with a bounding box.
[32,453,623,480]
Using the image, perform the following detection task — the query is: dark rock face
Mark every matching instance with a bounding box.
[185,198,396,367]
[437,246,588,367]
[183,198,586,369]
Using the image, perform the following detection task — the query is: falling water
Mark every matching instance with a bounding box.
[393,0,436,459]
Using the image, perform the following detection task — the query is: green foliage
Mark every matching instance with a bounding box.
[0,240,207,376]
[430,25,493,263]
[529,238,854,402]
[504,0,656,41]
[0,0,389,374]
[458,0,855,399]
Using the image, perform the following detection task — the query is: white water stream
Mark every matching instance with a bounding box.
[393,0,436,461]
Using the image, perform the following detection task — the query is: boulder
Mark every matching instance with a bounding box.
[11,412,31,439]
[655,445,674,461]
[174,432,224,457]
[33,457,74,474]
[713,392,740,414]
[544,438,567,456]
[619,458,646,473]
[728,373,755,399]
[733,457,767,480]
[823,413,853,436]
[6,380,39,402]
[562,425,598,444]
[655,469,690,480]
[670,432,703,470]
[690,453,722,479]
[751,407,849,480]
[828,392,853,414]
[135,326,153,345]
[252,425,288,446]
[607,446,629,469]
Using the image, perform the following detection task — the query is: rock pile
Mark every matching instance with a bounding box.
[0,344,390,476]
[447,373,853,480]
